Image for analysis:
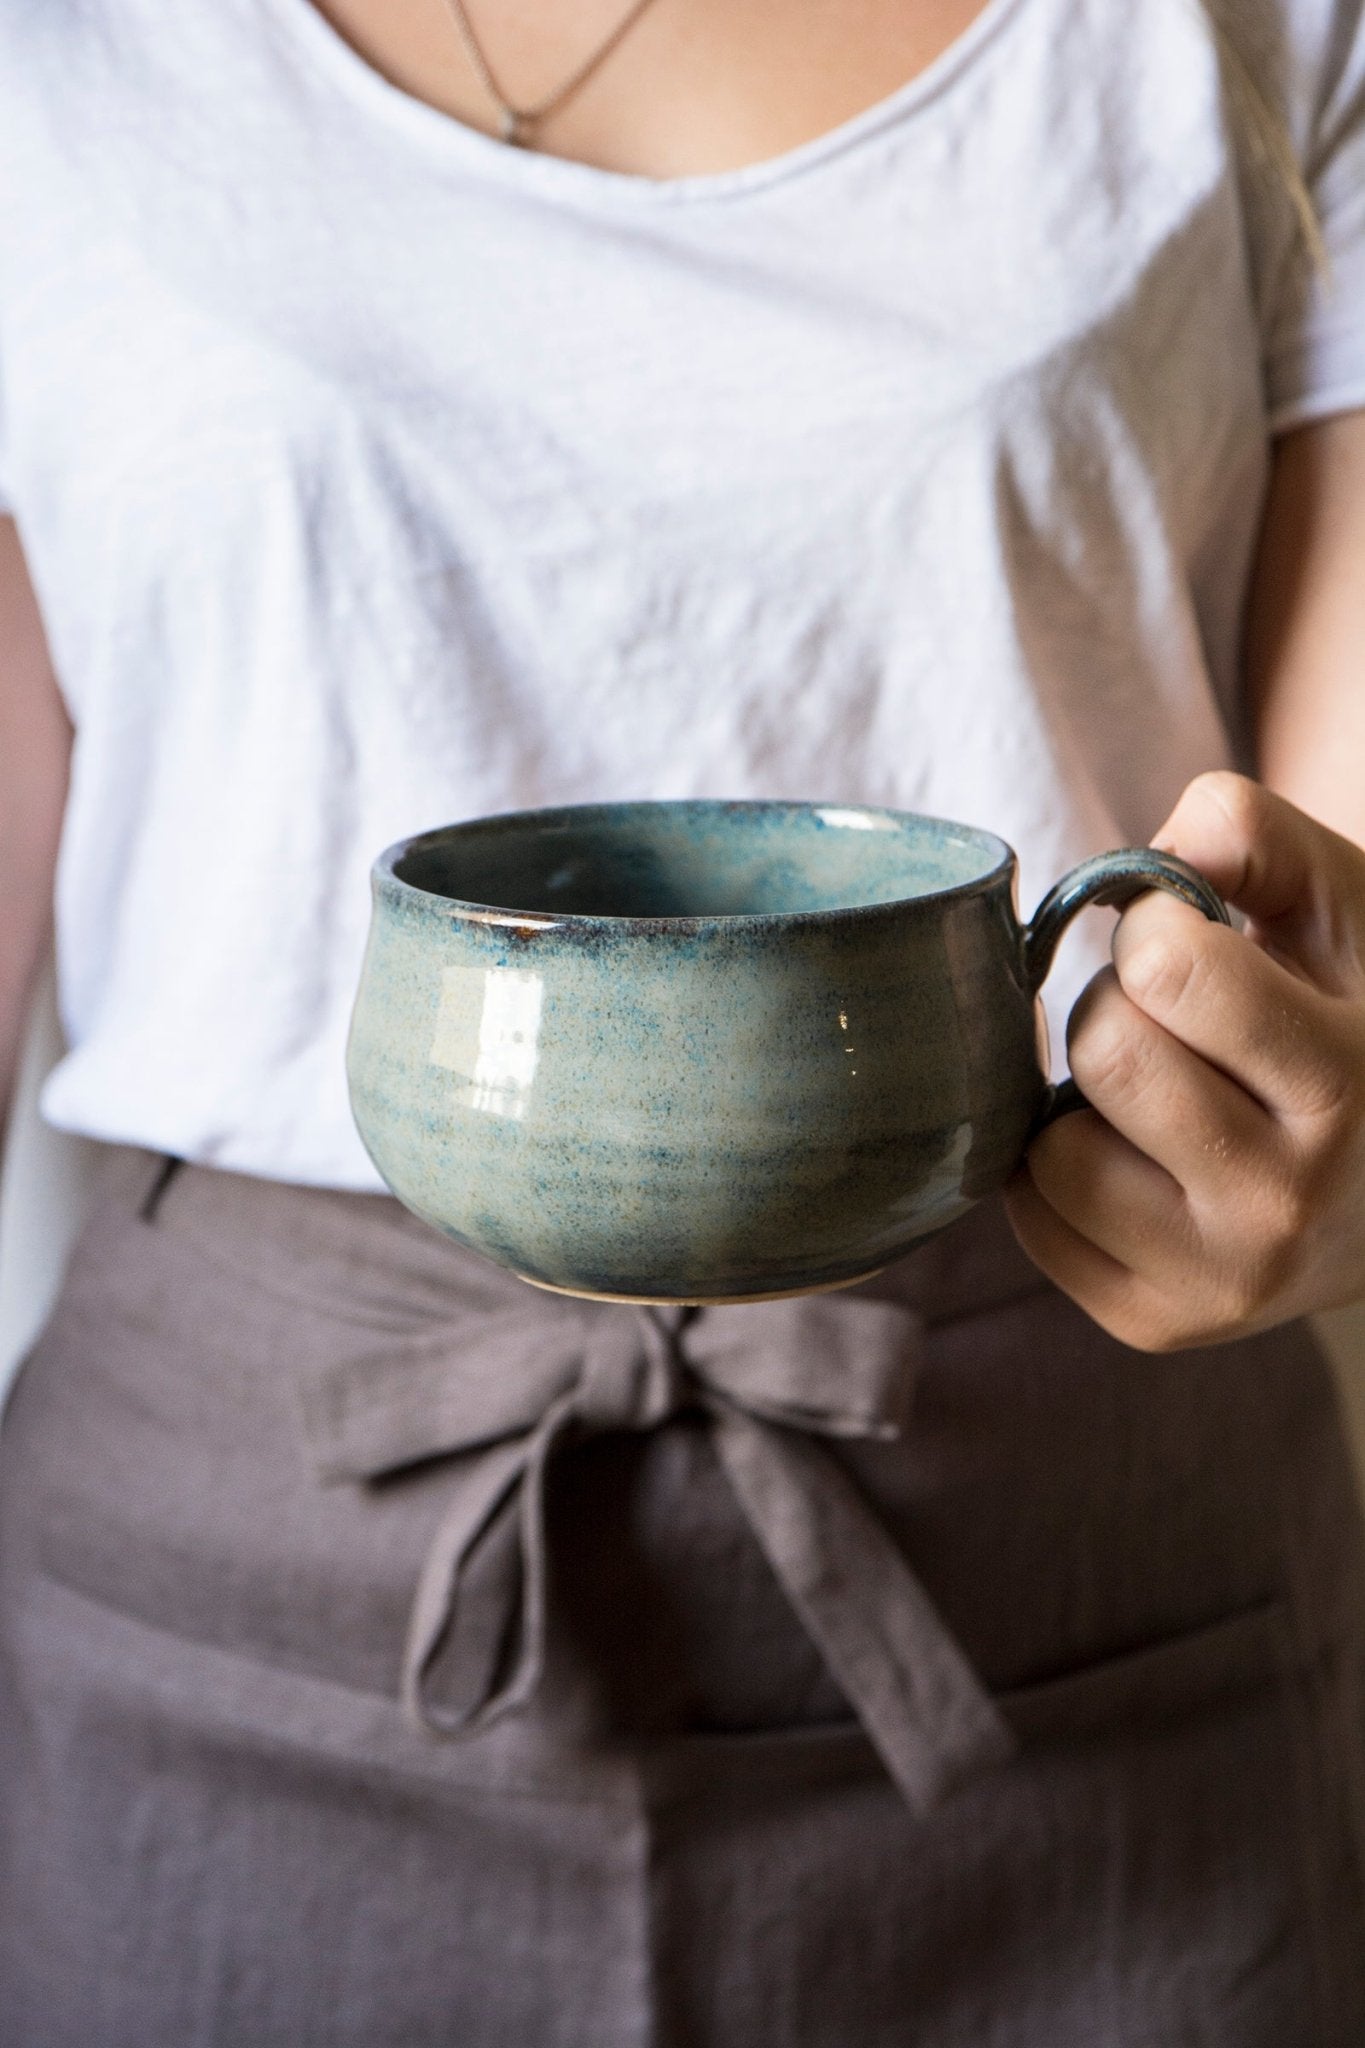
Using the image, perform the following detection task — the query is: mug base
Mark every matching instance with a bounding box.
[513,1265,888,1307]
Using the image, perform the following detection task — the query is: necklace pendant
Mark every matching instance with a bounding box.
[500,107,532,148]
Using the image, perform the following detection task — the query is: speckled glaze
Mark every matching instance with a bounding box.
[347,802,1228,1303]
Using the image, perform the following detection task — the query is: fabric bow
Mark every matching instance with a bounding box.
[300,1288,1016,1814]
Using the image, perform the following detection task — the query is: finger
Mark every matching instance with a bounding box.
[1110,890,1355,1125]
[1003,1169,1196,1352]
[1152,771,1365,997]
[1022,1103,1195,1284]
[1064,963,1281,1199]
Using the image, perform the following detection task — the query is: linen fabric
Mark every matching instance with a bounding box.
[1,0,1365,1185]
[2,1149,1364,2046]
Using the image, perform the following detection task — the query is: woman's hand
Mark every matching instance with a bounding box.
[1005,770,1365,1351]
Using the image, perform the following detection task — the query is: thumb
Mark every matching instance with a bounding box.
[1152,771,1365,997]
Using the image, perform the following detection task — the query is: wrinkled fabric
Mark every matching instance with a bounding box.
[3,1149,1365,2046]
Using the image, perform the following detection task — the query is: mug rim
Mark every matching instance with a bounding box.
[373,799,1016,933]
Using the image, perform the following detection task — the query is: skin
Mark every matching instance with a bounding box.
[310,0,993,176]
[2,2,1364,1352]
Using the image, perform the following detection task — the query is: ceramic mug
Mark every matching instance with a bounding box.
[347,800,1229,1304]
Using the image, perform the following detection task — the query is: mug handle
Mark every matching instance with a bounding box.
[1023,849,1232,1130]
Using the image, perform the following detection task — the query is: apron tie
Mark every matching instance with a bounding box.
[299,1288,1016,1814]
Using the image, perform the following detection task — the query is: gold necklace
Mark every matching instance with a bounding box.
[437,0,665,149]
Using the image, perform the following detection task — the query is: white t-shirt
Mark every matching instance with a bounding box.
[2,0,1364,1190]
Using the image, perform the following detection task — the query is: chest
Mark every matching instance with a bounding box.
[3,0,1264,664]
[306,0,998,175]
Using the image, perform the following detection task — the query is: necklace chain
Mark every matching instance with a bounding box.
[437,0,664,147]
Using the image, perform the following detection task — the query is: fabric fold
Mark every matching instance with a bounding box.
[299,1284,1017,1814]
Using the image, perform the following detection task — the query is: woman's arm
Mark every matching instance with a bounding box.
[1247,412,1365,844]
[0,516,71,1146]
[1007,413,1365,1348]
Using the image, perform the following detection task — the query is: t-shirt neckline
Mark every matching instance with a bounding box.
[268,0,1030,206]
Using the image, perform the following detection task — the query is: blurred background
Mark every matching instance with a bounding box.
[4,966,1365,1507]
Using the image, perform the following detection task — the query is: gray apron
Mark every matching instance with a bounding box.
[2,1146,1363,2045]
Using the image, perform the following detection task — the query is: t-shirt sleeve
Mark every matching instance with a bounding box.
[1264,1,1365,431]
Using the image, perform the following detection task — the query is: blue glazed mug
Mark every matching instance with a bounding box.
[346,800,1229,1304]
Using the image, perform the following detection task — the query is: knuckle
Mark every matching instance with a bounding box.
[1212,1257,1272,1330]
[1068,984,1150,1103]
[1296,1024,1365,1129]
[1277,1126,1350,1242]
[1114,1284,1207,1355]
[1122,1307,1188,1355]
[1194,769,1265,842]
[1265,1173,1313,1251]
[1191,1233,1267,1340]
[1214,1170,1306,1311]
[1118,928,1200,1016]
